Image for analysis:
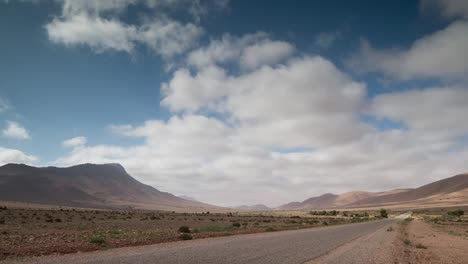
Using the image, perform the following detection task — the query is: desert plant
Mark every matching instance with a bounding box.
[232,222,241,227]
[178,226,191,233]
[404,239,411,246]
[380,208,388,218]
[415,243,427,249]
[90,235,105,244]
[179,233,192,240]
[447,209,464,219]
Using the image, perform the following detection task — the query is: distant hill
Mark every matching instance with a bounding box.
[278,173,468,210]
[233,204,271,211]
[0,163,222,212]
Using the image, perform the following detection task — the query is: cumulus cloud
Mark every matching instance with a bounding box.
[62,136,87,148]
[187,32,294,69]
[47,14,138,53]
[346,21,468,81]
[163,56,368,149]
[240,40,295,69]
[45,0,214,57]
[369,86,468,141]
[2,121,30,140]
[0,147,37,165]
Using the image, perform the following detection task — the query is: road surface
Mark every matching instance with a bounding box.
[5,216,406,264]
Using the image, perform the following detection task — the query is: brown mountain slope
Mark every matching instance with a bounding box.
[278,173,468,210]
[0,163,221,212]
[350,173,468,207]
[277,192,373,210]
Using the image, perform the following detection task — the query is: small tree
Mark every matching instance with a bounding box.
[178,226,191,233]
[380,208,388,218]
[447,209,464,219]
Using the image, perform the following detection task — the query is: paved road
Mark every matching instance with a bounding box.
[5,218,402,264]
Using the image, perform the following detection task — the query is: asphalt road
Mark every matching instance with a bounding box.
[5,217,404,264]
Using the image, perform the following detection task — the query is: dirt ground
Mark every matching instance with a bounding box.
[392,215,468,264]
[0,206,374,261]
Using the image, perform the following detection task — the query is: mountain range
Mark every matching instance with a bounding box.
[0,163,220,212]
[1,163,467,212]
[278,173,468,210]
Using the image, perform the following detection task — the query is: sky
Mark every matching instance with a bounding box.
[1,0,468,207]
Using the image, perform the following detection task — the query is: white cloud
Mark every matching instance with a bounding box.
[2,121,30,140]
[45,0,209,57]
[62,136,87,148]
[0,147,37,165]
[138,18,203,58]
[369,86,468,141]
[347,21,468,81]
[187,32,294,69]
[240,40,295,69]
[47,14,138,53]
[163,56,368,148]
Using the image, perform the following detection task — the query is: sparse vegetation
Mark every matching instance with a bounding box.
[90,235,105,244]
[415,243,427,249]
[178,226,191,233]
[380,208,388,218]
[404,239,411,246]
[447,209,464,219]
[0,207,377,260]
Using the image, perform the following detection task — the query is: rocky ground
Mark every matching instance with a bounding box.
[391,213,468,264]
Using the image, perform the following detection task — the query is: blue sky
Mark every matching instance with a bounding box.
[1,0,468,206]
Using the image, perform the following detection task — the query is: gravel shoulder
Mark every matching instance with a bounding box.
[395,218,468,264]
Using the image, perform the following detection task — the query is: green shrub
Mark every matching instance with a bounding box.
[179,233,192,240]
[415,243,427,249]
[404,239,411,246]
[90,236,105,244]
[447,209,464,218]
[232,222,241,227]
[178,226,191,233]
[380,208,388,218]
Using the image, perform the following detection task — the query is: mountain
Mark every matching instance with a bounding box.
[233,204,271,211]
[350,173,468,207]
[277,192,365,210]
[0,163,221,212]
[278,173,468,210]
